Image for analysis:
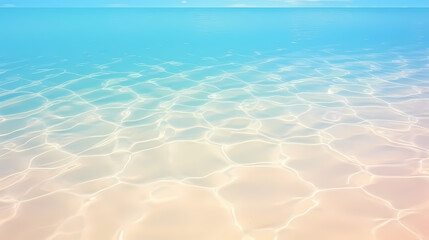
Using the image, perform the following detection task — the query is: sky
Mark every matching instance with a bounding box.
[0,0,428,8]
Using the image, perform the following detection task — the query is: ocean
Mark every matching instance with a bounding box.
[0,8,428,240]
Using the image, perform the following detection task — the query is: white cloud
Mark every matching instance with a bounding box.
[228,4,257,7]
[0,4,16,7]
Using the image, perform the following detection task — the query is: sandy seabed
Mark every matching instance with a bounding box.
[0,49,428,240]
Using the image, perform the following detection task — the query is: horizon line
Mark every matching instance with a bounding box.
[1,6,428,9]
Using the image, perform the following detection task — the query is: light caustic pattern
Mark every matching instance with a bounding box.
[0,49,428,240]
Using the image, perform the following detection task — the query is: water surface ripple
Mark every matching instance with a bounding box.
[0,8,429,240]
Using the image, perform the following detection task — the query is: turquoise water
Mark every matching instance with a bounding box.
[2,8,429,57]
[1,8,429,240]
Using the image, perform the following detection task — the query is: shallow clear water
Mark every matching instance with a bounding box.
[0,8,429,240]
